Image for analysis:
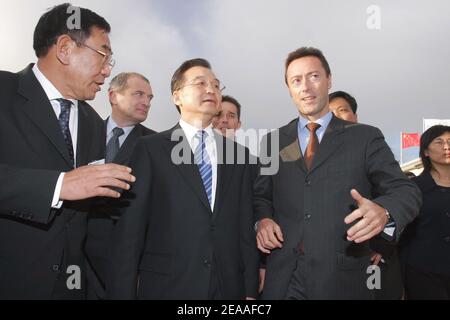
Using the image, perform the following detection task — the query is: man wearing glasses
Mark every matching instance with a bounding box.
[0,4,134,299]
[108,59,259,300]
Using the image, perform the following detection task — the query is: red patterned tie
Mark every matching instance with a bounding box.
[304,123,321,171]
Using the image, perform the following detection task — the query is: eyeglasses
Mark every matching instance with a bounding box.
[177,77,226,93]
[81,43,116,69]
[431,138,450,148]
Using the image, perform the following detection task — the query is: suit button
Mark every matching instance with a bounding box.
[52,264,61,273]
[444,236,450,243]
[203,259,211,268]
[305,179,311,186]
[210,226,215,232]
[305,214,312,220]
[446,212,450,218]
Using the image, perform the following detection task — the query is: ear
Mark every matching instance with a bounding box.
[172,90,182,110]
[109,90,117,106]
[236,121,242,130]
[55,35,75,65]
[327,75,333,90]
[424,149,429,157]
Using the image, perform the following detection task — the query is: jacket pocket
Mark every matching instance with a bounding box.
[336,252,370,270]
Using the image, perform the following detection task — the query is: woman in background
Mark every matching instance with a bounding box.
[400,125,450,299]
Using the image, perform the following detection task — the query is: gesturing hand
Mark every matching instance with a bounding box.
[345,189,388,244]
[60,164,136,201]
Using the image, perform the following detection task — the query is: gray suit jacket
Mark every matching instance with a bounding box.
[254,116,421,300]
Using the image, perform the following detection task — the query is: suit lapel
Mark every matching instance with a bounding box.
[16,65,73,168]
[163,125,212,212]
[309,116,345,173]
[280,119,307,173]
[212,133,234,217]
[75,101,94,167]
[114,125,141,165]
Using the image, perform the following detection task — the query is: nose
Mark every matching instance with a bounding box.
[300,79,312,92]
[101,64,112,78]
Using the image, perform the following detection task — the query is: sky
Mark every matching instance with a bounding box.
[1,0,449,162]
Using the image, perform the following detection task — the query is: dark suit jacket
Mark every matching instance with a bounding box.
[400,172,450,276]
[107,125,259,300]
[0,64,105,299]
[85,121,156,299]
[253,116,422,300]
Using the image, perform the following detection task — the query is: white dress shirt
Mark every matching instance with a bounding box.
[297,112,333,155]
[106,117,135,148]
[32,64,78,208]
[179,119,218,210]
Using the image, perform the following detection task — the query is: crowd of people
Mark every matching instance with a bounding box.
[0,4,448,300]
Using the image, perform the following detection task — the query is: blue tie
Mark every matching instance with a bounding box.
[106,127,125,163]
[194,131,212,205]
[56,98,74,167]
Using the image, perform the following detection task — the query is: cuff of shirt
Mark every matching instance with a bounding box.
[51,173,65,209]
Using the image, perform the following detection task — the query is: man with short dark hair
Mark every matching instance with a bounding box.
[329,91,358,123]
[212,95,242,139]
[0,4,134,299]
[108,59,258,300]
[329,89,404,300]
[254,47,421,299]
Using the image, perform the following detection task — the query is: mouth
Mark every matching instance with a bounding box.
[94,82,104,91]
[302,96,316,103]
[136,106,149,113]
[203,98,217,105]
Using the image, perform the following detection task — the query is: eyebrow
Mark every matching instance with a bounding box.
[191,76,220,83]
[289,71,320,80]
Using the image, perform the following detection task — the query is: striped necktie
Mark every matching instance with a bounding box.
[194,130,212,205]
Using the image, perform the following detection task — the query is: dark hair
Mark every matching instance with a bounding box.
[171,58,212,113]
[329,91,358,114]
[33,3,111,58]
[221,95,241,120]
[285,47,331,84]
[420,125,450,173]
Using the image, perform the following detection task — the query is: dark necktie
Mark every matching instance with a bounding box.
[304,123,321,171]
[106,127,125,163]
[56,98,74,167]
[194,131,212,205]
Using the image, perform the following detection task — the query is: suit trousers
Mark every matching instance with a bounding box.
[285,252,307,300]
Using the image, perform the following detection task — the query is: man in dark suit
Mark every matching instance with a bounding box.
[254,47,422,299]
[85,72,156,299]
[0,4,135,299]
[108,59,259,300]
[329,90,404,300]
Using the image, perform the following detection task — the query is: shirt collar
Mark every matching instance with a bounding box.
[414,171,438,193]
[179,119,214,144]
[298,111,333,131]
[32,64,77,107]
[107,117,135,137]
